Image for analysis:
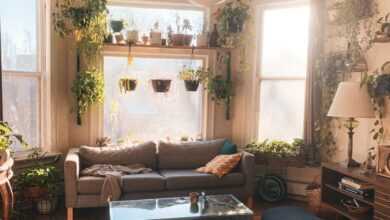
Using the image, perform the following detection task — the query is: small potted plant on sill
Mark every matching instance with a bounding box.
[0,122,27,164]
[151,79,172,93]
[150,21,162,46]
[119,77,137,93]
[378,13,390,37]
[245,139,304,167]
[179,66,208,92]
[172,15,185,46]
[182,19,193,46]
[16,165,60,214]
[110,19,126,44]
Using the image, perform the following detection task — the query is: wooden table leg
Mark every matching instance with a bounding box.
[0,180,11,220]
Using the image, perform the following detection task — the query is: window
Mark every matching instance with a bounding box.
[257,5,310,142]
[103,56,205,142]
[108,5,205,41]
[1,0,48,150]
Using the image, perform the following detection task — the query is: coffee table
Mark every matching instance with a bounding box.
[109,194,253,220]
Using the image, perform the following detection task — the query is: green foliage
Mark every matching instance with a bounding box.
[214,0,250,48]
[0,122,27,151]
[179,67,208,82]
[72,69,104,125]
[16,165,60,198]
[245,139,303,157]
[206,75,233,104]
[53,0,108,59]
[361,72,390,143]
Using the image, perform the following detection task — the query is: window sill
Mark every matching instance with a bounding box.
[14,151,62,169]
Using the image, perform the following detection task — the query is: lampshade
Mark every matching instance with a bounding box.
[328,82,375,118]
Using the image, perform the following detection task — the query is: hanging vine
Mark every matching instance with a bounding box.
[53,0,108,125]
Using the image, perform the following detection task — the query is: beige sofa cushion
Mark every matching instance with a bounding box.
[160,169,244,190]
[158,139,225,169]
[79,142,157,169]
[122,172,165,193]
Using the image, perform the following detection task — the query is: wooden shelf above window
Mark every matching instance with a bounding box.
[104,43,225,51]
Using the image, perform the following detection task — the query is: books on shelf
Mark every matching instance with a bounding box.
[338,177,374,200]
[341,177,374,190]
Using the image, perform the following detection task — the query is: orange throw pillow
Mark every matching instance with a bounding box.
[196,153,242,178]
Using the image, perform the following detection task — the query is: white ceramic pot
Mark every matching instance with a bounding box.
[150,32,162,45]
[196,33,208,47]
[127,30,139,44]
[36,198,58,215]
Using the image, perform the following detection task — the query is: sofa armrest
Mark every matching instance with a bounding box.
[240,151,255,198]
[64,148,80,208]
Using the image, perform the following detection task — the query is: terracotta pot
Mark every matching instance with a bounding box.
[183,35,193,46]
[24,187,47,200]
[0,149,10,165]
[184,80,200,92]
[152,80,171,93]
[307,188,321,214]
[172,34,185,46]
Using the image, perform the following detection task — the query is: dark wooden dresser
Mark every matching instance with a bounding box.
[322,163,390,220]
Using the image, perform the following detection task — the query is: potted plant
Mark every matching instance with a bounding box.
[110,19,125,44]
[0,122,27,164]
[179,67,208,91]
[16,165,60,214]
[172,15,185,46]
[151,79,172,93]
[245,139,304,167]
[377,13,390,37]
[150,21,162,46]
[207,74,234,119]
[182,19,193,46]
[119,78,137,93]
[72,69,104,125]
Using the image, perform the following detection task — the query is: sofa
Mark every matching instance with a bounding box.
[64,139,255,215]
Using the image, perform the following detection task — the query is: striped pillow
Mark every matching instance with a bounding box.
[196,153,242,178]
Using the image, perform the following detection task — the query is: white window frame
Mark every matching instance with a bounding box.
[101,46,213,141]
[2,0,51,153]
[253,0,309,141]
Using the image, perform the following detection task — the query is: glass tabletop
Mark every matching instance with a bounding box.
[109,194,253,220]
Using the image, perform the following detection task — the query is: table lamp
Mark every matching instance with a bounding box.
[328,81,375,167]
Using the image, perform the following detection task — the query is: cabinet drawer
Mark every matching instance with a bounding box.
[375,202,390,216]
[375,210,390,220]
[376,190,390,202]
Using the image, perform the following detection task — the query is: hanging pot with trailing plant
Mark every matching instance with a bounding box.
[179,67,208,92]
[119,78,137,93]
[152,79,172,93]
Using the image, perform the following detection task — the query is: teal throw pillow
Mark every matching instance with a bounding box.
[220,140,237,155]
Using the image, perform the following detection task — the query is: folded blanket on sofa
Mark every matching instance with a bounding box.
[81,164,152,203]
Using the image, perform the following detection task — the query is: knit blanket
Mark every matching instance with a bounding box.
[81,164,152,203]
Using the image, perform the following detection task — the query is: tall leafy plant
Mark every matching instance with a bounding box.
[53,0,108,125]
[72,69,104,125]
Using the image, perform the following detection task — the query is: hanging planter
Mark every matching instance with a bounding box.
[184,80,200,91]
[179,67,208,92]
[152,79,171,93]
[119,78,137,93]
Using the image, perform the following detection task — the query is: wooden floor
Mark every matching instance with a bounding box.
[24,197,334,220]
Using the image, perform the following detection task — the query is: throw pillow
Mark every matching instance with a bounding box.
[196,153,242,178]
[220,140,237,155]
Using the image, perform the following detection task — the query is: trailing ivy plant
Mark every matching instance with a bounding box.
[245,139,303,158]
[361,71,390,143]
[72,69,104,125]
[53,0,108,125]
[214,0,250,48]
[53,0,108,60]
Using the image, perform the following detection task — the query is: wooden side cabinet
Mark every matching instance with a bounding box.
[322,163,390,220]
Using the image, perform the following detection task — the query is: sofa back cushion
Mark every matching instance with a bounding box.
[158,139,225,169]
[79,142,157,169]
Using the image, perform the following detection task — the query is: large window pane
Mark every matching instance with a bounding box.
[258,80,305,142]
[104,56,203,142]
[108,6,204,37]
[3,77,39,150]
[261,6,309,77]
[1,0,38,72]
